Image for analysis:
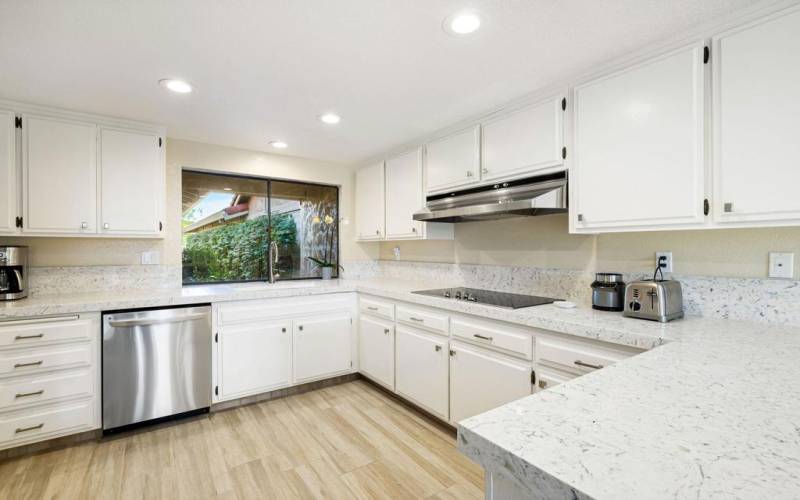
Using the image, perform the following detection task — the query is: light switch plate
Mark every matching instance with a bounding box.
[769,252,794,279]
[655,251,673,274]
[141,251,160,265]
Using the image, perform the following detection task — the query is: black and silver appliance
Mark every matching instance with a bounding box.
[591,272,625,311]
[102,305,212,432]
[0,246,28,301]
[413,287,558,309]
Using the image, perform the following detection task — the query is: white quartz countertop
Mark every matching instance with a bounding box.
[3,277,799,498]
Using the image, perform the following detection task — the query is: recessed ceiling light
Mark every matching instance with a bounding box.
[443,12,481,35]
[269,141,288,149]
[320,113,341,125]
[159,78,193,94]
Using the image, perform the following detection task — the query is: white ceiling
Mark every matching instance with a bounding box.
[0,0,758,164]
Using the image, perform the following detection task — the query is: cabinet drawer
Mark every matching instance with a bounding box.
[359,297,395,320]
[218,294,355,326]
[535,333,636,375]
[0,344,92,377]
[0,316,91,348]
[451,316,532,360]
[0,369,93,410]
[396,305,448,336]
[0,399,94,447]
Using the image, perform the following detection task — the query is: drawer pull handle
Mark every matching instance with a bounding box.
[14,361,43,369]
[409,317,424,323]
[574,360,603,370]
[473,334,493,342]
[15,333,44,340]
[367,306,379,311]
[15,423,44,434]
[15,390,44,398]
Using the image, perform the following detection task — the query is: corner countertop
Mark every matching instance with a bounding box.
[3,277,799,498]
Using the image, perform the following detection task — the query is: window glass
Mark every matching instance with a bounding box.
[181,170,338,284]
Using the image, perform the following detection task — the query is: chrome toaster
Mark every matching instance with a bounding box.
[623,279,683,322]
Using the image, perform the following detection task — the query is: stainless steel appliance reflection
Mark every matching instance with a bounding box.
[102,305,212,432]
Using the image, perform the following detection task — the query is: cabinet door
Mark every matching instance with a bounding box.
[425,126,480,193]
[0,110,16,234]
[395,326,448,420]
[713,7,800,223]
[294,313,352,383]
[100,128,163,235]
[572,43,706,231]
[481,97,564,182]
[385,148,423,239]
[449,342,531,424]
[218,319,291,400]
[355,162,385,240]
[358,315,395,390]
[23,115,97,234]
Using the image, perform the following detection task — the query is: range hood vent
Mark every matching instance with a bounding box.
[413,172,567,223]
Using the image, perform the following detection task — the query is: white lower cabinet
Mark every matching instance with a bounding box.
[358,315,395,390]
[449,341,533,424]
[0,313,100,451]
[395,326,449,420]
[293,313,353,383]
[218,319,291,400]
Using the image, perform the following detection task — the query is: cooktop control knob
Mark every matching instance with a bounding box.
[443,291,451,298]
[467,294,477,302]
[454,291,462,299]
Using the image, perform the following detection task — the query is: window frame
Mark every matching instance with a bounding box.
[181,168,341,286]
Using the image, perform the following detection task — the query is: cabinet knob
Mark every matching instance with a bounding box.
[449,349,456,357]
[375,229,380,235]
[80,221,88,229]
[435,345,442,352]
[482,168,489,174]
[577,214,584,222]
[466,171,473,177]
[281,327,286,333]
[103,223,110,230]
[384,328,390,335]
[411,227,416,233]
[538,380,548,389]
[724,202,733,213]
[298,325,303,331]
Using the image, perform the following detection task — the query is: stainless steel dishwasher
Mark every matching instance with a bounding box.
[102,305,212,432]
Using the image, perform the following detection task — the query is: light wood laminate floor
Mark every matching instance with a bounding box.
[0,380,484,499]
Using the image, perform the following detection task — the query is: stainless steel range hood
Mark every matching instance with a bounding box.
[413,172,567,223]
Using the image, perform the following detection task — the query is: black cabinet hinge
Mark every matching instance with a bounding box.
[531,370,536,385]
[703,46,710,64]
[561,147,567,160]
[703,198,710,216]
[214,386,219,396]
[15,216,22,228]
[14,117,22,129]
[158,137,162,148]
[561,98,566,111]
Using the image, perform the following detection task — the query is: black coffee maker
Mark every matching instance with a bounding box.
[0,246,28,300]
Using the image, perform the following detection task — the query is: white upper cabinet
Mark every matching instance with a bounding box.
[355,162,385,240]
[0,110,16,234]
[481,96,564,182]
[571,42,706,232]
[712,6,800,224]
[23,115,98,234]
[100,128,163,235]
[385,148,423,239]
[425,126,480,194]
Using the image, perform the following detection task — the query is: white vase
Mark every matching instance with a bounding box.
[321,267,333,280]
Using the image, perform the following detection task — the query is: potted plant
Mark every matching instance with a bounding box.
[307,214,342,280]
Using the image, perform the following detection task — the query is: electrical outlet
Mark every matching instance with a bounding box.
[655,251,673,274]
[141,251,160,265]
[769,252,794,279]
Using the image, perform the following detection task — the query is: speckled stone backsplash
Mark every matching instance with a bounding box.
[28,265,182,296]
[349,260,800,326]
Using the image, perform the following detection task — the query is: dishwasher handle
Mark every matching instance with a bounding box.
[107,312,208,328]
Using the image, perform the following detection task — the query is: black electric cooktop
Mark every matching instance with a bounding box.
[412,287,558,309]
